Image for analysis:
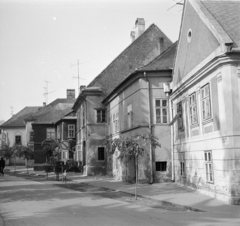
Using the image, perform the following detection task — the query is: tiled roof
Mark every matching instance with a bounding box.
[0,107,41,128]
[25,98,75,122]
[201,0,240,47]
[33,104,73,124]
[32,99,75,124]
[103,42,177,104]
[140,42,177,71]
[87,24,173,98]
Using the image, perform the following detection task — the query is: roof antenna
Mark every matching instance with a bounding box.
[44,80,55,104]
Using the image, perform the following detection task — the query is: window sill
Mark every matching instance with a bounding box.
[202,118,213,125]
[190,123,199,129]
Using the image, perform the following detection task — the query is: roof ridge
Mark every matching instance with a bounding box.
[193,0,233,46]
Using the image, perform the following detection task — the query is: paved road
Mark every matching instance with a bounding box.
[0,174,240,226]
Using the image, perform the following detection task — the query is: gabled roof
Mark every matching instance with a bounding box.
[30,98,75,125]
[103,42,177,104]
[200,0,240,48]
[33,104,73,124]
[0,107,41,128]
[87,23,173,98]
[191,0,240,50]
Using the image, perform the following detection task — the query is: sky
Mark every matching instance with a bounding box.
[0,0,183,122]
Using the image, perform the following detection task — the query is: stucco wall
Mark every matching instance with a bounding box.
[173,0,219,88]
[172,63,240,204]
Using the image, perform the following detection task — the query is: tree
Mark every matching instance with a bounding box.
[11,144,24,171]
[107,134,160,199]
[0,144,13,162]
[19,146,34,174]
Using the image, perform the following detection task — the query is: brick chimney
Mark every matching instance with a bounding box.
[135,18,145,39]
[67,89,75,99]
[130,18,145,42]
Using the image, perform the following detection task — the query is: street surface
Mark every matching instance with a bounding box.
[0,173,240,226]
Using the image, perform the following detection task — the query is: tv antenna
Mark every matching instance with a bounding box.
[10,106,14,116]
[44,80,55,104]
[167,0,184,11]
[71,59,89,94]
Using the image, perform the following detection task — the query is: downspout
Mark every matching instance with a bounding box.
[169,99,175,182]
[85,99,88,175]
[144,72,153,184]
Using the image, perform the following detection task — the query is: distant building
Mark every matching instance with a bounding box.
[31,90,76,164]
[0,106,41,165]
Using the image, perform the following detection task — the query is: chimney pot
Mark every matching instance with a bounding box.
[130,31,135,42]
[80,85,86,92]
[67,89,75,99]
[134,18,145,39]
[43,102,46,107]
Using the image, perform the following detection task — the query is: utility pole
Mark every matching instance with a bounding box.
[71,59,89,94]
[44,81,55,104]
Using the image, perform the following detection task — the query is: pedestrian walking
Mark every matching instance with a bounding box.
[0,157,5,176]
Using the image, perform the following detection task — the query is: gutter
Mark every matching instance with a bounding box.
[230,47,240,53]
[144,72,153,184]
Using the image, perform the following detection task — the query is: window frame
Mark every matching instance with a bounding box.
[155,161,167,172]
[97,147,105,161]
[127,104,133,128]
[204,151,214,183]
[68,124,75,138]
[179,152,185,177]
[155,99,168,124]
[201,84,212,122]
[46,128,55,140]
[96,109,106,123]
[15,135,22,145]
[189,92,198,125]
[177,102,184,131]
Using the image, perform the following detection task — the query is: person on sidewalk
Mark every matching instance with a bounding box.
[0,157,5,176]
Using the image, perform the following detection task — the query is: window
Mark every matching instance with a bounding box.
[97,147,105,161]
[155,99,168,124]
[205,151,214,183]
[179,153,185,176]
[156,161,167,171]
[127,104,133,128]
[177,102,184,131]
[189,93,198,125]
[68,124,75,138]
[115,112,119,132]
[96,109,106,123]
[30,132,34,142]
[82,104,85,126]
[201,84,211,121]
[46,128,55,140]
[15,135,21,145]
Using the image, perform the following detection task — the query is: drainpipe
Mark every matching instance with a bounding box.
[144,72,153,184]
[169,99,175,182]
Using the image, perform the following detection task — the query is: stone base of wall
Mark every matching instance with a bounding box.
[176,181,240,205]
[87,166,106,176]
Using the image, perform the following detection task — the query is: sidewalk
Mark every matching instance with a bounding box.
[4,166,240,215]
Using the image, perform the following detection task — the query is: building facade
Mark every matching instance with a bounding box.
[104,43,177,183]
[170,0,240,204]
[73,18,173,177]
